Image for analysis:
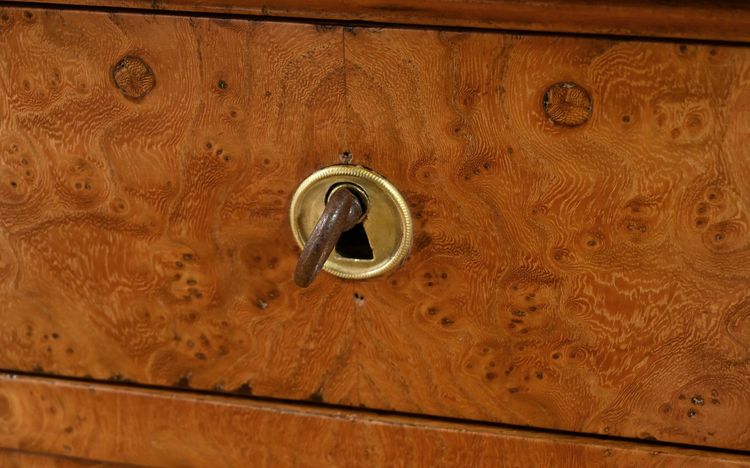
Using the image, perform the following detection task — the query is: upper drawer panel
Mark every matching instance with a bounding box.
[10,0,750,42]
[1,7,749,450]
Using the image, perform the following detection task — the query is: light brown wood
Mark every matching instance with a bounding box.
[0,3,351,408]
[0,448,119,467]
[7,0,750,43]
[343,26,750,450]
[1,5,750,452]
[0,374,747,467]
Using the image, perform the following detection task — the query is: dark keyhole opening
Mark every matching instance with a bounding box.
[336,222,374,260]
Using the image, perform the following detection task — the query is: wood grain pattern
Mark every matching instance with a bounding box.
[0,449,119,467]
[0,5,352,407]
[1,5,750,452]
[343,26,750,450]
[7,0,750,43]
[0,374,748,467]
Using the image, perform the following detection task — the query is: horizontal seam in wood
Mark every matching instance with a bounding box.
[1,0,750,47]
[1,369,748,458]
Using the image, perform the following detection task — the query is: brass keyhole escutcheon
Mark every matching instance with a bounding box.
[290,165,413,286]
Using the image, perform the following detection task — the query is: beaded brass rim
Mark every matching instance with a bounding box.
[290,165,413,280]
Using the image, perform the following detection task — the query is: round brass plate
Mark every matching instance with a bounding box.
[290,165,413,280]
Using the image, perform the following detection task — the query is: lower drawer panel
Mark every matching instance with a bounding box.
[0,374,746,467]
[0,448,118,467]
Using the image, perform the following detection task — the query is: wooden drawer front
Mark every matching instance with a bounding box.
[1,6,750,450]
[12,0,750,43]
[0,448,119,467]
[0,374,748,467]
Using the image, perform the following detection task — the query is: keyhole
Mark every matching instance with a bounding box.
[336,222,374,260]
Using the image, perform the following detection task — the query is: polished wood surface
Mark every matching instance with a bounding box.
[1,6,750,451]
[344,26,750,450]
[7,0,750,43]
[0,448,118,467]
[0,374,747,467]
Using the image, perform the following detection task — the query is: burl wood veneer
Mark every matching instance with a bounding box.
[0,374,748,467]
[9,0,750,43]
[0,5,749,452]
